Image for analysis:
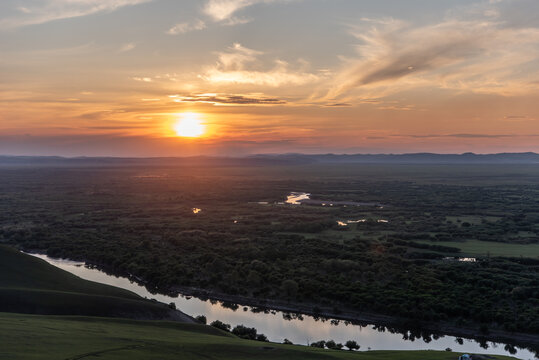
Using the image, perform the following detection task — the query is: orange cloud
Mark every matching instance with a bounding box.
[327,17,539,99]
[200,43,320,86]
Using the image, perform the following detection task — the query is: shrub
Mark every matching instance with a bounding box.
[310,340,326,348]
[345,340,360,351]
[256,333,268,342]
[232,325,257,340]
[210,320,231,332]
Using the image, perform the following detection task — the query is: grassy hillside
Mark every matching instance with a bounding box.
[0,313,517,360]
[0,245,190,321]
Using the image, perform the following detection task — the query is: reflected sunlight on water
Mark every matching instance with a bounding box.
[285,192,311,205]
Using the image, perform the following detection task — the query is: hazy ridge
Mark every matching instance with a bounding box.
[1,152,538,166]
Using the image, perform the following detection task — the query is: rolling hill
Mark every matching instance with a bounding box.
[0,245,519,359]
[0,245,192,321]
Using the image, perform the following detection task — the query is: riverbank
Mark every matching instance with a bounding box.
[169,285,538,352]
[26,249,539,359]
[0,312,519,360]
[35,251,536,353]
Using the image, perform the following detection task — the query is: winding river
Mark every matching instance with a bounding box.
[29,253,535,359]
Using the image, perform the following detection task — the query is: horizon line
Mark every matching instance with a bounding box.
[1,152,538,159]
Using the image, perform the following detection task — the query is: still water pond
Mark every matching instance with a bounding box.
[285,192,383,207]
[30,254,535,359]
[286,192,311,205]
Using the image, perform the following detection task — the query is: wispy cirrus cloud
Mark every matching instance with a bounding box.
[393,133,539,139]
[166,19,206,35]
[323,103,352,107]
[327,13,539,99]
[132,76,153,82]
[164,0,289,36]
[0,0,152,29]
[203,0,265,22]
[203,0,289,25]
[503,115,536,121]
[118,42,136,52]
[200,43,320,87]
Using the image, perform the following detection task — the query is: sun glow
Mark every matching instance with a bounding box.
[173,113,206,138]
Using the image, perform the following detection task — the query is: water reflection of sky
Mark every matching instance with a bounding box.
[29,253,535,359]
[285,192,311,205]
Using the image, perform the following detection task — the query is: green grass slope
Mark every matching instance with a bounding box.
[0,313,517,360]
[0,245,190,321]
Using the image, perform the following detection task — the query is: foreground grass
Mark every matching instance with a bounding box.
[0,313,517,360]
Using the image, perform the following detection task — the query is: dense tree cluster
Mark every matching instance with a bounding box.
[1,166,538,335]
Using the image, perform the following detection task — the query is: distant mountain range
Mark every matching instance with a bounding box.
[0,152,538,166]
[251,152,539,164]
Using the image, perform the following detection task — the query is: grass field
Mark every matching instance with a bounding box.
[0,313,517,360]
[418,240,539,258]
[284,230,539,258]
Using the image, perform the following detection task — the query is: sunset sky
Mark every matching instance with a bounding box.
[1,0,539,156]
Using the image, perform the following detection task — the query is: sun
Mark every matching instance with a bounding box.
[173,113,206,138]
